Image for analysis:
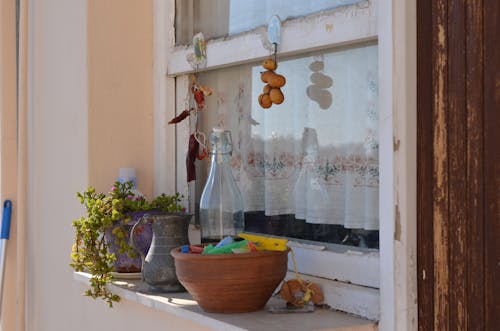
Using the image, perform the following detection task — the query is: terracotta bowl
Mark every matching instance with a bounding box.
[171,246,290,313]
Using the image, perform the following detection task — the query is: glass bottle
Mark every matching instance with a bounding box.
[199,128,244,242]
[117,167,143,197]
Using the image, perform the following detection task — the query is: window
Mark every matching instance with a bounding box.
[192,44,379,249]
[175,0,368,45]
[167,0,381,320]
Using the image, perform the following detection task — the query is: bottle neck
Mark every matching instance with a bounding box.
[210,151,231,165]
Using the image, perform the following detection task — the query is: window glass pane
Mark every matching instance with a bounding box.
[175,0,366,45]
[191,43,379,248]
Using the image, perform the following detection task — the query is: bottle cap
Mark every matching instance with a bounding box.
[209,129,233,155]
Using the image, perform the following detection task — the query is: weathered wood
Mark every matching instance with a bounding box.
[465,1,485,330]
[447,0,467,329]
[431,0,450,329]
[416,0,435,329]
[418,0,499,329]
[483,0,500,329]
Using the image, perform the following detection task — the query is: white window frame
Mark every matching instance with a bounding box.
[153,0,417,328]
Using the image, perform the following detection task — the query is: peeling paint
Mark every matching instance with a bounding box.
[432,3,451,329]
[438,24,445,45]
[394,204,401,241]
[393,136,400,151]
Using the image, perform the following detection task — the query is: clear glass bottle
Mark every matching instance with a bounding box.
[199,128,244,242]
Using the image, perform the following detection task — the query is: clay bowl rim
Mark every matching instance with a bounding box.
[170,245,290,260]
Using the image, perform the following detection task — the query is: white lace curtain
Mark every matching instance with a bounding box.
[199,44,379,230]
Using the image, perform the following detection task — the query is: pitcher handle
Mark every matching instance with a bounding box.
[129,214,152,258]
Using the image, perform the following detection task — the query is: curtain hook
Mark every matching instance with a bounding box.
[267,15,281,55]
[273,42,277,63]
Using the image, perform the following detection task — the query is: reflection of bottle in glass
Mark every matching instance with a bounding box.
[294,127,330,222]
[199,128,244,242]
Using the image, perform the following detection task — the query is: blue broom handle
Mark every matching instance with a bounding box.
[1,200,12,239]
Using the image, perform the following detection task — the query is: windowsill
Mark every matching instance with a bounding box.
[74,272,377,331]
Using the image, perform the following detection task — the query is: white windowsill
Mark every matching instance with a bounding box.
[74,272,376,331]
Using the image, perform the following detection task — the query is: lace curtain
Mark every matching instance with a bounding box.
[199,44,379,230]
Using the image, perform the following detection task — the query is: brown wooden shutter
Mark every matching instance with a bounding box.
[417,0,500,330]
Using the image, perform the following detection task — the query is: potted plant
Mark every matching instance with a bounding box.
[70,181,184,306]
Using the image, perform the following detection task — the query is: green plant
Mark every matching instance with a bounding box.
[70,181,183,307]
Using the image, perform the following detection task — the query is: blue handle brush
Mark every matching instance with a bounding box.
[0,200,13,318]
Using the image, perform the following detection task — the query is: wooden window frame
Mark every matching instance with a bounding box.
[153,0,417,327]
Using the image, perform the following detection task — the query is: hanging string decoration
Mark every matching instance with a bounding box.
[258,43,286,109]
[167,32,213,182]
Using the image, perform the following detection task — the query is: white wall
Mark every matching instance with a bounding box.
[25,1,209,330]
[26,0,89,327]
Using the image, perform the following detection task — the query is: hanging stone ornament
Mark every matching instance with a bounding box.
[258,16,286,109]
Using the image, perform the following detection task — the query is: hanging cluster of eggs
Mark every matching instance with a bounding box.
[258,59,286,109]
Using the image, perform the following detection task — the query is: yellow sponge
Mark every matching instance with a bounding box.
[237,233,288,251]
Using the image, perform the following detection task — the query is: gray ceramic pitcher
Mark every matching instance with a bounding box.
[130,213,191,292]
